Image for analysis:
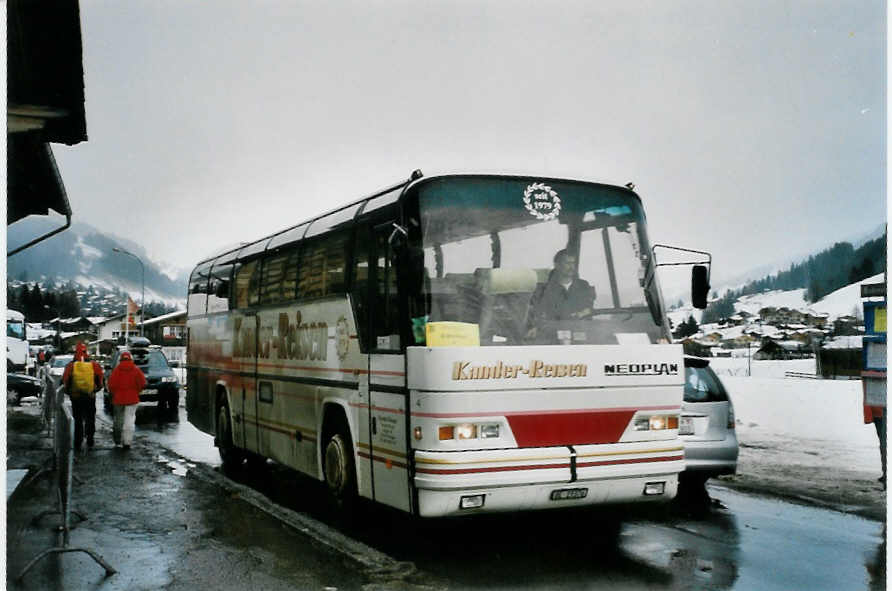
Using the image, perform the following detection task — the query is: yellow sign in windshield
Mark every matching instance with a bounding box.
[426,322,480,347]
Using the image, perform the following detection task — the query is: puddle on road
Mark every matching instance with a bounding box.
[622,487,884,591]
[169,462,188,477]
[155,453,192,477]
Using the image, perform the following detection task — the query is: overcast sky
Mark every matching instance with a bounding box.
[50,0,885,295]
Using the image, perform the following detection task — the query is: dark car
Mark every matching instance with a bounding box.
[8,373,42,404]
[103,340,179,415]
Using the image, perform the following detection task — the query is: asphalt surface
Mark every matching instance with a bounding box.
[5,394,886,590]
[5,400,439,590]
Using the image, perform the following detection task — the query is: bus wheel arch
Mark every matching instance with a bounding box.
[320,402,358,516]
[215,386,243,470]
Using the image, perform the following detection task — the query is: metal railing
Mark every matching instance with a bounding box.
[784,371,821,379]
[17,387,117,581]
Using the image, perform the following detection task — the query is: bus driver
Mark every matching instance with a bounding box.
[527,249,595,339]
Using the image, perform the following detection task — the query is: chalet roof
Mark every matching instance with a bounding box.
[141,310,186,326]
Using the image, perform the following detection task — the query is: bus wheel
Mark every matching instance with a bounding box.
[217,401,244,470]
[323,427,357,519]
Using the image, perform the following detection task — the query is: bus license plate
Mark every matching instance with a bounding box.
[679,416,694,435]
[550,488,588,501]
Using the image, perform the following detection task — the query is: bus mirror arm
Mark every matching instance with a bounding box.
[651,244,712,310]
[389,223,408,247]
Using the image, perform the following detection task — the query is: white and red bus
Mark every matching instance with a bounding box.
[186,172,708,517]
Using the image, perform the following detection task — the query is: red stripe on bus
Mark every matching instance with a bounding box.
[255,422,318,442]
[576,455,684,469]
[415,462,571,475]
[416,454,681,475]
[348,402,405,415]
[196,359,405,378]
[411,405,678,419]
[506,410,637,446]
[357,451,408,470]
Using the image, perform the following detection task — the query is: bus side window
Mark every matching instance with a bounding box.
[374,227,400,350]
[260,251,288,305]
[207,262,233,313]
[187,263,211,316]
[234,260,260,309]
[282,248,299,301]
[352,226,371,351]
[296,232,349,300]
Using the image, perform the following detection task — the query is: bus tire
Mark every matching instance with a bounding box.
[323,422,357,520]
[217,399,244,471]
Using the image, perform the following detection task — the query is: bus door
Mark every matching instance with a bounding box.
[239,309,261,456]
[367,222,411,512]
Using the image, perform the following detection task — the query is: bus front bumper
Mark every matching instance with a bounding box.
[413,443,685,517]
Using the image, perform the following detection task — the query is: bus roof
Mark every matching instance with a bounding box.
[190,171,641,272]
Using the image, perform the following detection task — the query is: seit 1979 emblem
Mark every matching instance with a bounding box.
[523,182,561,221]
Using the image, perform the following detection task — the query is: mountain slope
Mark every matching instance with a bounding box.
[7,217,189,307]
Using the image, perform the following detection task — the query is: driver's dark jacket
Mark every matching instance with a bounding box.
[530,277,595,323]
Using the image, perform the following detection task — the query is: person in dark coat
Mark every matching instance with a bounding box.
[528,249,596,339]
[62,342,105,451]
[107,351,146,449]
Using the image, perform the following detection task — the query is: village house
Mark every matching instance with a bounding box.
[753,339,810,360]
[141,310,187,363]
[94,313,139,343]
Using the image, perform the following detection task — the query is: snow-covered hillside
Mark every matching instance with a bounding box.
[669,273,884,333]
[8,217,189,307]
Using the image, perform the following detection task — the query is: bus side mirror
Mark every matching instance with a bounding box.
[692,265,710,309]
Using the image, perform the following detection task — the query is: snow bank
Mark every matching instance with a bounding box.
[708,357,816,378]
[723,372,879,473]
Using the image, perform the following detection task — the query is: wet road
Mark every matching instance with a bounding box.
[106,398,886,590]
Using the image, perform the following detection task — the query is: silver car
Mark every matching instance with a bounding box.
[679,356,739,490]
[42,354,73,392]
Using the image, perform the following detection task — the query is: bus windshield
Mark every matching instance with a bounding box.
[7,320,25,340]
[410,177,669,346]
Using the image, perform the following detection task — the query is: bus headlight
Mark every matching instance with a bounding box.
[480,424,500,439]
[455,424,477,440]
[634,415,679,431]
[438,423,500,440]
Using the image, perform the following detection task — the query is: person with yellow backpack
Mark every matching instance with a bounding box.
[62,342,105,451]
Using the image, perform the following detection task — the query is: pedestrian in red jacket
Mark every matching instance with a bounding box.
[107,351,146,449]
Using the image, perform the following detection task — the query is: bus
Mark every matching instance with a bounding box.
[186,171,709,518]
[7,309,29,374]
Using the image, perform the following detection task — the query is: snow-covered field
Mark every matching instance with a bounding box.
[724,369,877,473]
[712,360,884,519]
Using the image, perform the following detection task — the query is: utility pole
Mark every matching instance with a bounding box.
[112,247,145,336]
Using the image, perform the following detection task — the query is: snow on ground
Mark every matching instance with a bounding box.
[733,287,809,316]
[667,305,699,329]
[809,272,885,319]
[708,357,815,378]
[726,372,877,472]
[712,359,876,471]
[712,360,884,519]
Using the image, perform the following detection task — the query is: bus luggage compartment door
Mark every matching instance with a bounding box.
[368,358,410,512]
